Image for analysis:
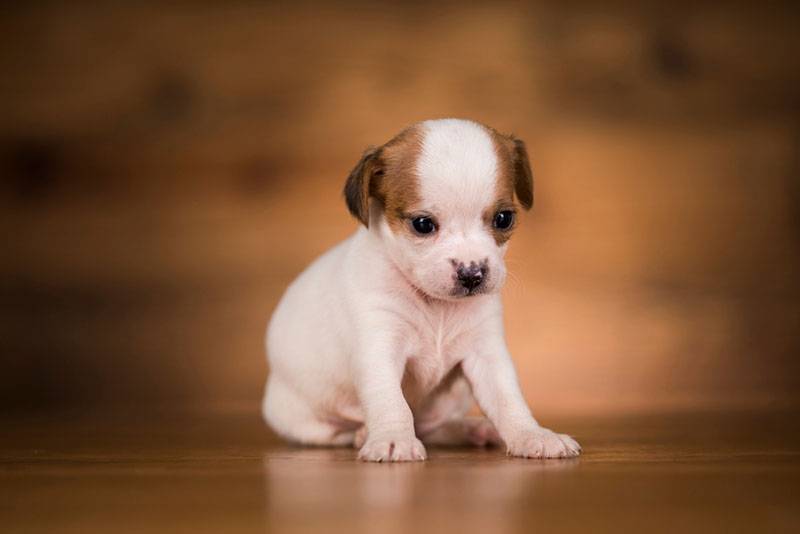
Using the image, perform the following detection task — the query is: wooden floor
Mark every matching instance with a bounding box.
[2,409,799,533]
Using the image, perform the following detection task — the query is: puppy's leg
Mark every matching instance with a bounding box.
[352,328,426,462]
[353,425,367,449]
[263,376,355,446]
[420,416,502,447]
[462,334,581,459]
[412,368,501,447]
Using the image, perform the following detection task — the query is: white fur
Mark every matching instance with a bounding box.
[263,119,580,461]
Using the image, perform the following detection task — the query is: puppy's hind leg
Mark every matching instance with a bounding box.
[420,416,503,448]
[262,376,354,446]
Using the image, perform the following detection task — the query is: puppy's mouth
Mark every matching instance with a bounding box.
[449,283,490,299]
[412,280,491,302]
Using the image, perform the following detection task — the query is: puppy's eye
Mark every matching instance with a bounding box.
[493,210,515,230]
[411,216,436,235]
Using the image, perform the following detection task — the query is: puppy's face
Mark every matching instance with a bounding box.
[344,119,533,301]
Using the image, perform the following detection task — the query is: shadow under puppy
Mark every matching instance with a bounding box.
[263,118,580,462]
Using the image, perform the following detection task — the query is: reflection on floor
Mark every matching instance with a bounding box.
[1,409,799,533]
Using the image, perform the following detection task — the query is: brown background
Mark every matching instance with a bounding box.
[2,0,799,418]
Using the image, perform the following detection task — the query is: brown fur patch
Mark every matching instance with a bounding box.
[483,125,534,245]
[343,126,423,229]
[510,138,534,209]
[343,146,380,225]
[369,125,424,232]
[483,200,517,246]
[485,125,534,211]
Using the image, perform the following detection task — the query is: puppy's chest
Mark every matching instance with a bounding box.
[400,307,475,394]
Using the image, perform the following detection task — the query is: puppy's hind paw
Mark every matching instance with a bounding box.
[358,435,427,462]
[465,417,503,447]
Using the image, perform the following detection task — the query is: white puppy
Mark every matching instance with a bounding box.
[262,118,580,462]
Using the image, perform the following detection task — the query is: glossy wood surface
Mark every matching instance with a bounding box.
[2,409,798,533]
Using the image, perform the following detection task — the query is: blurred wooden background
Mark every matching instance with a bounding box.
[1,1,798,416]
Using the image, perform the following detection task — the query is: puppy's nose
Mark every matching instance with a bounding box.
[456,262,487,291]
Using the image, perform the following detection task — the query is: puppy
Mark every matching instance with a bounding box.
[262,118,580,462]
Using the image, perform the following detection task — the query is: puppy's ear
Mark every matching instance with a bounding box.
[343,146,383,226]
[511,138,534,210]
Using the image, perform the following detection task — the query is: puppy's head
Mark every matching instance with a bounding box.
[344,119,533,300]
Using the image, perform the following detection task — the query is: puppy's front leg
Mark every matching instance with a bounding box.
[462,335,581,459]
[352,330,426,462]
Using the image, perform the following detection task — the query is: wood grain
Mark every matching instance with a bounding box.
[1,409,798,533]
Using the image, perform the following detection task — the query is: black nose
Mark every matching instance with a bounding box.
[456,262,487,291]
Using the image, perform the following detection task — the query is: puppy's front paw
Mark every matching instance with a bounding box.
[358,434,427,462]
[505,427,581,459]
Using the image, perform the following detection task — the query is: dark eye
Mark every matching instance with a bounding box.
[493,210,515,230]
[411,216,436,235]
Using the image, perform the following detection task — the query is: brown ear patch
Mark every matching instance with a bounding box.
[343,146,381,226]
[344,125,423,230]
[510,138,534,210]
[488,128,534,212]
